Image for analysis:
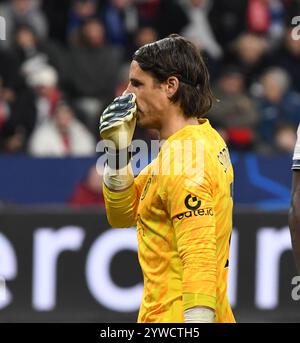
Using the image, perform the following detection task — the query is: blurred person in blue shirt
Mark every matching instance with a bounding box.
[255,67,300,146]
[67,0,99,43]
[271,27,300,93]
[101,0,138,46]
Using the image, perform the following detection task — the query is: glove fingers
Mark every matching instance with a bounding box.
[99,92,137,136]
[101,93,136,121]
[104,93,135,114]
[103,100,135,115]
[100,106,135,125]
[102,103,136,121]
[115,93,136,104]
[100,117,136,136]
[100,111,135,133]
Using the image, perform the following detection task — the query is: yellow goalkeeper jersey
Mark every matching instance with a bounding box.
[103,118,235,323]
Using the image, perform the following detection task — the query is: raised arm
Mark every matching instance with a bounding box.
[99,93,148,228]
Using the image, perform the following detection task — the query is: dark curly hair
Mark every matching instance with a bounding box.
[133,34,214,118]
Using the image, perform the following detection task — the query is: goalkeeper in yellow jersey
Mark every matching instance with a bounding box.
[99,34,235,323]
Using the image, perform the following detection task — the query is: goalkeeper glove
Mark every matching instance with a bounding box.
[100,93,137,150]
[100,93,136,190]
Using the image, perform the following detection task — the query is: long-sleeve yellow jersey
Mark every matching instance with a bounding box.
[103,118,235,323]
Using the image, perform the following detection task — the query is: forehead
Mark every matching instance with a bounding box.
[129,60,154,82]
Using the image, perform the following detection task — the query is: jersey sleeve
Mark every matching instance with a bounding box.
[293,124,300,170]
[102,164,151,228]
[161,148,217,311]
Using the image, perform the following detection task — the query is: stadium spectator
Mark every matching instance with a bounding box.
[0,87,36,153]
[0,0,48,49]
[0,78,11,131]
[69,165,105,207]
[246,0,270,35]
[255,67,300,145]
[101,0,187,46]
[28,101,95,156]
[0,65,36,153]
[124,24,158,62]
[26,65,62,127]
[267,0,286,46]
[67,18,122,131]
[180,0,223,59]
[41,0,72,44]
[209,65,259,150]
[14,24,48,71]
[0,123,25,153]
[246,0,286,45]
[226,33,271,88]
[67,0,99,43]
[0,0,298,156]
[13,24,68,87]
[209,0,248,52]
[0,48,20,92]
[0,75,18,152]
[271,27,300,93]
[101,0,138,46]
[133,0,189,40]
[210,0,285,51]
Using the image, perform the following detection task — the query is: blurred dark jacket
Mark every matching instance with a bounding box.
[210,84,259,149]
[67,44,122,101]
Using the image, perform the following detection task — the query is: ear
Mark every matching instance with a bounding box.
[165,76,179,98]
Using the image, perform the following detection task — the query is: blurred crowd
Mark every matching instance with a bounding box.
[0,0,299,157]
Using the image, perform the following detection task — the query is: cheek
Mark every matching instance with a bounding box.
[147,91,166,111]
[136,93,151,113]
[136,87,166,115]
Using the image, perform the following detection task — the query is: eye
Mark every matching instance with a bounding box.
[131,80,143,88]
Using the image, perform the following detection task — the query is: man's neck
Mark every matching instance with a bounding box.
[159,112,199,140]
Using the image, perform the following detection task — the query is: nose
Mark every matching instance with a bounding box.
[123,83,131,96]
[123,82,137,97]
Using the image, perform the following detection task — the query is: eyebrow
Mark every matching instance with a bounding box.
[129,78,144,85]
